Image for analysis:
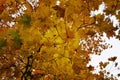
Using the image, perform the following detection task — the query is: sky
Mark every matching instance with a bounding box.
[89,35,120,79]
[88,2,120,79]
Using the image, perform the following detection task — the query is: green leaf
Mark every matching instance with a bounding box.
[9,30,22,49]
[9,30,20,38]
[13,37,22,48]
[19,14,31,28]
[0,38,7,49]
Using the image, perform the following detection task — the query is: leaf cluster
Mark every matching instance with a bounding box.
[0,0,120,80]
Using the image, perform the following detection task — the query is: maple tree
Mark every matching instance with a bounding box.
[0,0,120,80]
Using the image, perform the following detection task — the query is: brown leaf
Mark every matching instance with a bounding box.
[0,0,6,14]
[88,65,94,71]
[118,73,120,77]
[107,72,110,74]
[99,62,109,69]
[108,56,117,62]
[52,5,65,18]
[115,62,118,67]
[72,63,80,74]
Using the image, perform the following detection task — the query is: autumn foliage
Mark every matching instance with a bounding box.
[0,0,120,80]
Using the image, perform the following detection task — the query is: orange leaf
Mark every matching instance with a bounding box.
[32,69,45,76]
[0,0,6,13]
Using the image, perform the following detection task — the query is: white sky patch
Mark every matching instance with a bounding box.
[89,1,120,79]
[7,21,15,27]
[104,14,119,35]
[27,0,39,8]
[90,2,120,28]
[2,0,40,27]
[104,14,119,27]
[116,9,120,15]
[56,0,60,5]
[12,5,27,18]
[109,15,119,27]
[90,2,106,17]
[88,36,120,79]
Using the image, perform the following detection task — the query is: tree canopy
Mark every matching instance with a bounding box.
[0,0,120,80]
